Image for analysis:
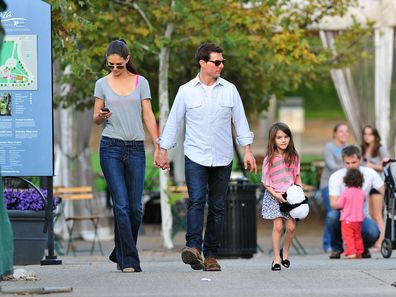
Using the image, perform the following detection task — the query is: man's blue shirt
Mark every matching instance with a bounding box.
[159,74,254,167]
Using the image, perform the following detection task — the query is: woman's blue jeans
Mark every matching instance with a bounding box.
[328,210,380,252]
[100,136,145,272]
[184,156,232,258]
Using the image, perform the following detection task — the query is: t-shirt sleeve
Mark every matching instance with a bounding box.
[328,171,342,196]
[261,158,274,188]
[94,79,105,100]
[323,142,342,171]
[371,168,384,190]
[139,76,151,100]
[379,146,389,159]
[295,158,300,175]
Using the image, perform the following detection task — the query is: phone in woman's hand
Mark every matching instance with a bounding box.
[101,107,110,113]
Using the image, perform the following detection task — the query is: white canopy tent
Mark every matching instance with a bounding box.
[316,0,396,153]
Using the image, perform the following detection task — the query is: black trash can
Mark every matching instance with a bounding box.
[218,182,258,258]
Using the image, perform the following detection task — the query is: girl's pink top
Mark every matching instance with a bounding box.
[335,187,365,222]
[261,155,300,193]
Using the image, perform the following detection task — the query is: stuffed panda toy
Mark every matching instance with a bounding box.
[279,185,309,220]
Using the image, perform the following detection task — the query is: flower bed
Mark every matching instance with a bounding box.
[3,188,59,265]
[3,188,59,211]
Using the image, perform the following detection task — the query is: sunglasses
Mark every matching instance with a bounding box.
[107,64,125,70]
[207,59,226,66]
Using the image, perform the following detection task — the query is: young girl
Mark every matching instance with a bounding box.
[335,168,365,259]
[261,122,302,271]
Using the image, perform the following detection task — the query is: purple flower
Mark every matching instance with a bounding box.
[3,188,59,211]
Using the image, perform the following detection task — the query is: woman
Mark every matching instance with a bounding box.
[361,125,388,251]
[93,39,159,272]
[319,123,349,253]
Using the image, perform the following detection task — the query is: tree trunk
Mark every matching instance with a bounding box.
[158,23,174,249]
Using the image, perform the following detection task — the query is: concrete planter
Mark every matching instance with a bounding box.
[7,210,47,265]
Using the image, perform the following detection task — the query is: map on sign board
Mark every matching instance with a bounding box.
[0,35,37,90]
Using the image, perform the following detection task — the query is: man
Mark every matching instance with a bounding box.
[156,43,257,271]
[328,145,383,259]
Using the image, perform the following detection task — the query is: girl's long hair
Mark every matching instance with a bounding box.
[105,39,138,74]
[265,122,299,166]
[361,125,381,157]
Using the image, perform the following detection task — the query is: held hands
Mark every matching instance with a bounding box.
[154,148,170,170]
[152,147,160,168]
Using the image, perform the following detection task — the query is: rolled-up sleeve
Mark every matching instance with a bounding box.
[231,85,254,146]
[158,87,186,150]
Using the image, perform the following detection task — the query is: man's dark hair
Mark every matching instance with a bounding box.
[342,145,361,159]
[195,43,223,64]
[344,168,364,188]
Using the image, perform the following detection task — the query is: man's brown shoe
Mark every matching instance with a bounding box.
[181,247,204,270]
[204,257,221,271]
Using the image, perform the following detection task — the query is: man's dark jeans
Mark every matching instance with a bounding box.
[328,209,380,252]
[100,136,145,272]
[321,187,332,251]
[184,156,232,258]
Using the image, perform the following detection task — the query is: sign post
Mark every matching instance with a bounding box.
[0,0,61,265]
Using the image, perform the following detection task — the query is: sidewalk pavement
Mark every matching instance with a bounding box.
[1,221,396,297]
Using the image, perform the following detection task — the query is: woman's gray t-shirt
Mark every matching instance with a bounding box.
[94,75,151,141]
[320,141,347,189]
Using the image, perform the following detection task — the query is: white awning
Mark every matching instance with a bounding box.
[318,0,396,30]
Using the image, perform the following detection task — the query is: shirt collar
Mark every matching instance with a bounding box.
[193,73,224,87]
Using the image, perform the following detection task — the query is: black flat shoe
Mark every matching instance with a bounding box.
[271,261,281,271]
[280,248,290,268]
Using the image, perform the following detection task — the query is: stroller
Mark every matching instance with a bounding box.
[381,158,396,258]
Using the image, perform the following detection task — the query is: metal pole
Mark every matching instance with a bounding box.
[41,176,61,265]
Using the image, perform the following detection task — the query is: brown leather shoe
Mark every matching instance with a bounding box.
[181,247,204,270]
[204,257,221,271]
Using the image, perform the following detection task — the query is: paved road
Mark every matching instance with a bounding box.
[2,219,396,297]
[1,249,396,297]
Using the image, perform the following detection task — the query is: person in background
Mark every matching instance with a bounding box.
[93,39,159,273]
[328,145,383,259]
[335,168,365,259]
[319,123,349,253]
[261,122,302,271]
[361,125,389,252]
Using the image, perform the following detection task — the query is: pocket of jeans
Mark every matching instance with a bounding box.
[134,142,145,152]
[100,137,113,148]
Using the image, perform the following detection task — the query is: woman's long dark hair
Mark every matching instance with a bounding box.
[105,39,138,74]
[361,125,381,157]
[265,122,299,166]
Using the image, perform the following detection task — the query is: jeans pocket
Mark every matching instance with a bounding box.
[100,137,113,149]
